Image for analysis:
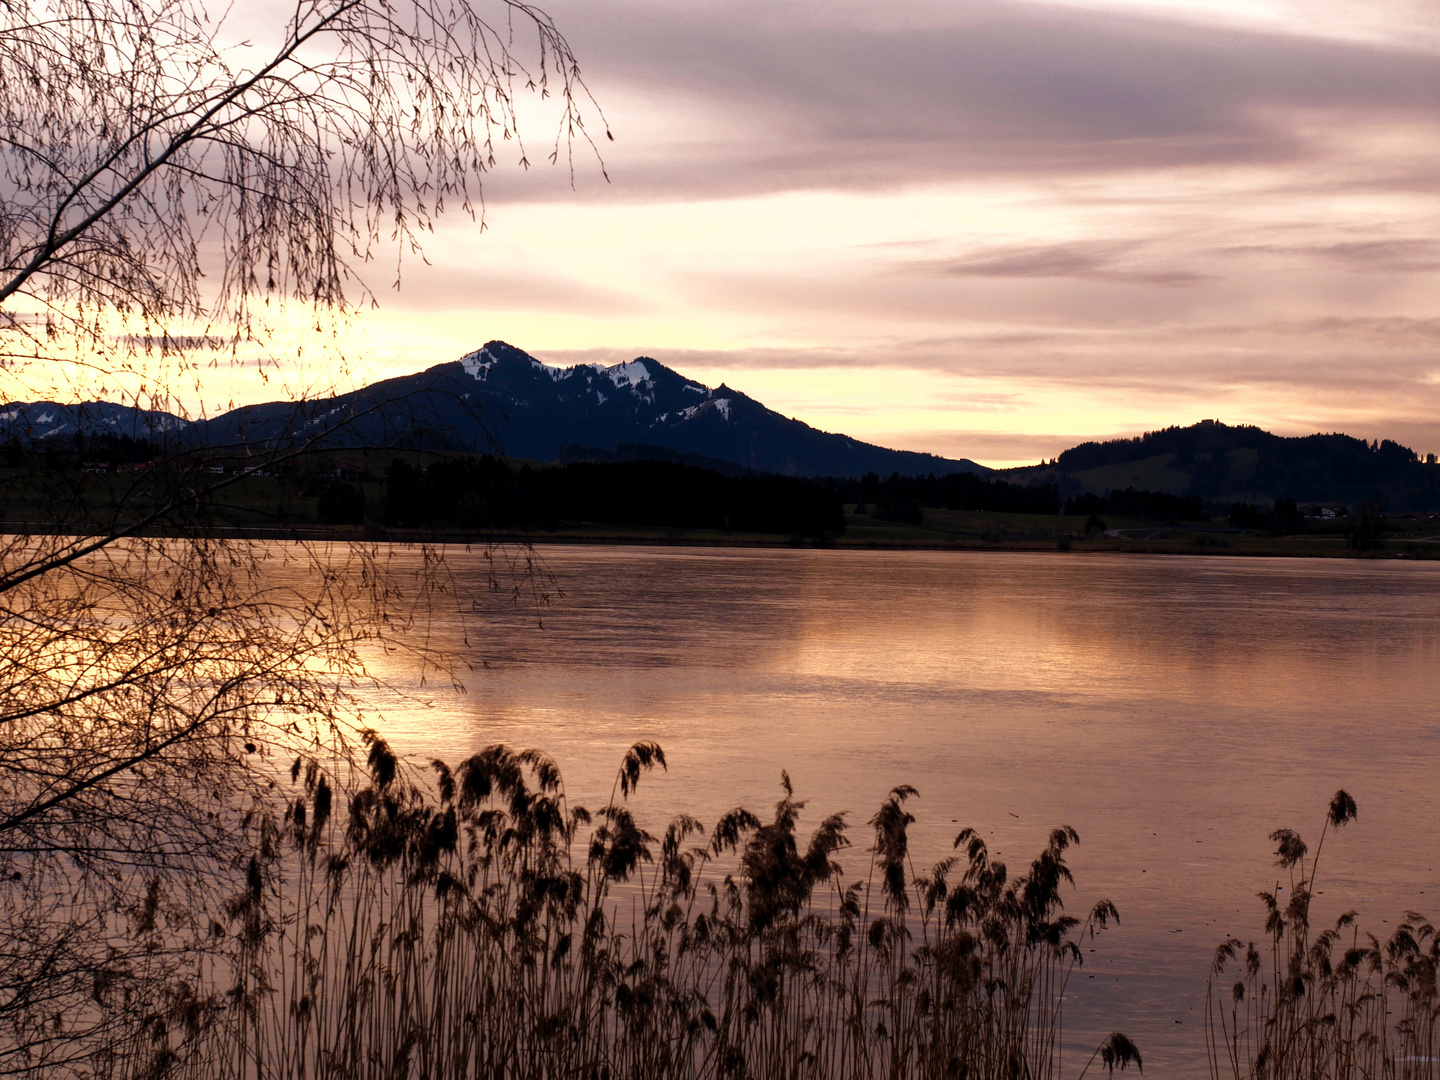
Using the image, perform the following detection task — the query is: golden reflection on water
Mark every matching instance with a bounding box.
[360,546,1440,1077]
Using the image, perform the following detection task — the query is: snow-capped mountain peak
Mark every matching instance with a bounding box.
[603,359,651,389]
[445,342,781,448]
[0,339,984,479]
[461,343,666,401]
[462,344,570,383]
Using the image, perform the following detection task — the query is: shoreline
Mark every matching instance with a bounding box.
[3,519,1436,559]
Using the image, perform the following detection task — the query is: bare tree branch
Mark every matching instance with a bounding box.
[0,1,593,1073]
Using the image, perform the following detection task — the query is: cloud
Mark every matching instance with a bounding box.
[478,0,1440,203]
[1222,238,1440,273]
[924,241,1209,286]
[333,1,1440,462]
[533,325,1440,463]
[537,315,1440,400]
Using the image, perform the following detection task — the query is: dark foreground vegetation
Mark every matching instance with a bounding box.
[46,739,1440,1080]
[1207,791,1440,1080]
[103,740,1140,1080]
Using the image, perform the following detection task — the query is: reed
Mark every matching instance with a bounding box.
[1206,790,1440,1080]
[112,739,1140,1080]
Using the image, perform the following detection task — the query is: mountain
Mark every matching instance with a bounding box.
[0,342,987,477]
[1001,420,1440,511]
[0,400,187,444]
[0,343,986,477]
[11,355,1434,508]
[173,340,988,478]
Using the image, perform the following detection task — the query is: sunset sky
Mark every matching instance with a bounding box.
[342,0,1440,467]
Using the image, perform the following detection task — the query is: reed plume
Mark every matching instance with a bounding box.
[1207,789,1439,1080]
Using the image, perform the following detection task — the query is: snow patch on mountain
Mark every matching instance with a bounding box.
[459,347,494,380]
[461,345,567,382]
[604,360,651,388]
[144,413,190,433]
[457,344,671,405]
[672,397,732,424]
[305,406,345,428]
[0,401,191,439]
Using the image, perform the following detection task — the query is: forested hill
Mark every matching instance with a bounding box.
[1005,420,1440,511]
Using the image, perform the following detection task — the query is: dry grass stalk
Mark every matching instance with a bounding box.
[1207,790,1439,1080]
[107,741,1140,1080]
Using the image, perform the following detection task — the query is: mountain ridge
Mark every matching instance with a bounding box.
[0,341,989,479]
[3,351,1438,508]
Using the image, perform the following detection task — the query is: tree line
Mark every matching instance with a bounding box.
[839,469,1063,521]
[1064,487,1209,523]
[1227,497,1304,533]
[371,459,1092,534]
[362,456,848,537]
[17,439,1354,535]
[2,431,161,469]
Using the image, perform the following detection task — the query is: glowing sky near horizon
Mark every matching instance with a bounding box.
[286,0,1440,465]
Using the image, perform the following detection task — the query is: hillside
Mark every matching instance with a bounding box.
[1003,420,1440,511]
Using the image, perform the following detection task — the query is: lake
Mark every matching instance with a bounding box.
[365,545,1440,1077]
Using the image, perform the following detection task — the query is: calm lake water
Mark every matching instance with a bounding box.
[366,546,1440,1077]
